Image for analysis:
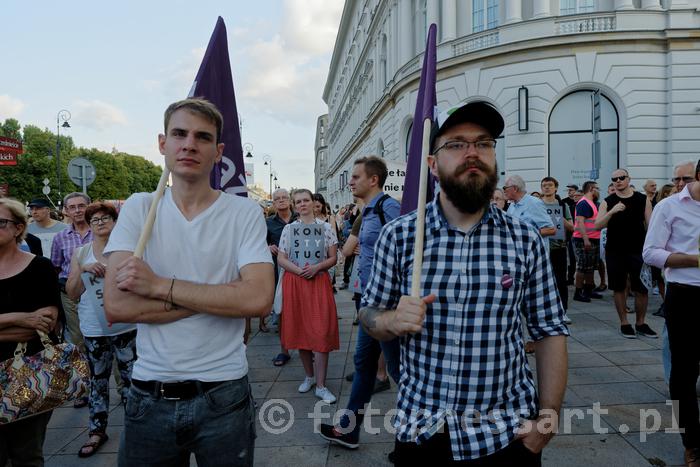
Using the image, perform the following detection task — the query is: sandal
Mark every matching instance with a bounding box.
[78,432,108,458]
[272,353,291,367]
[258,317,269,333]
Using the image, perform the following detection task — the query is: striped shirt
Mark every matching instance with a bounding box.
[362,198,569,460]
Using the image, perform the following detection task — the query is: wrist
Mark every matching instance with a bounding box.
[153,276,170,300]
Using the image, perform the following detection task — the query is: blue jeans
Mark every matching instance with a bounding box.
[341,326,400,436]
[119,376,255,467]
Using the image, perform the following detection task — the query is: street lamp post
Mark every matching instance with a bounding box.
[263,155,274,200]
[56,110,71,205]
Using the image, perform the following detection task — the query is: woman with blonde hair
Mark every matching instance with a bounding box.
[278,189,339,403]
[0,198,61,466]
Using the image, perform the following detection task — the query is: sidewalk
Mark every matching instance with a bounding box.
[42,287,682,466]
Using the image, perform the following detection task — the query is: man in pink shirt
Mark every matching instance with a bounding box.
[643,159,700,467]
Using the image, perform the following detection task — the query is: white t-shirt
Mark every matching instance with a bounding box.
[104,188,272,382]
[76,244,137,338]
[27,221,67,258]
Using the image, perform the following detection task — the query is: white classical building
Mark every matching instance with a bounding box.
[318,0,700,208]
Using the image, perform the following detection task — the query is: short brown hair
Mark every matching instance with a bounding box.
[85,201,118,224]
[0,197,28,243]
[164,98,223,143]
[354,156,388,187]
[541,176,559,188]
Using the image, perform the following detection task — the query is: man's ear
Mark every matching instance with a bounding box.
[427,155,439,179]
[158,134,166,155]
[215,143,224,163]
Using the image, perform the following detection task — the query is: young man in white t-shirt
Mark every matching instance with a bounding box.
[104,98,274,466]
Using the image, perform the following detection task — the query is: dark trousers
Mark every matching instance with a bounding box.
[550,247,568,310]
[343,255,354,285]
[566,239,576,282]
[0,410,52,467]
[394,432,542,466]
[666,282,700,449]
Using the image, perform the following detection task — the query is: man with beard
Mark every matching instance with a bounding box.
[357,101,569,465]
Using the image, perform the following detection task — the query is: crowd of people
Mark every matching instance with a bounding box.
[1,96,698,467]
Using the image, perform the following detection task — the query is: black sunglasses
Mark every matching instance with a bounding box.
[611,175,627,182]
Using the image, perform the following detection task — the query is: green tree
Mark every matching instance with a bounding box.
[0,118,162,203]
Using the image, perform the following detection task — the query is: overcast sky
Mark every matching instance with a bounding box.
[0,0,344,191]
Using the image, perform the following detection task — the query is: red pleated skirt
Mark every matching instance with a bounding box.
[280,272,339,353]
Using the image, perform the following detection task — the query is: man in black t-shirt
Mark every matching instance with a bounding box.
[595,168,655,339]
[563,184,578,284]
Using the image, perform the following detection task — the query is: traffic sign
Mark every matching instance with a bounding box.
[67,157,96,193]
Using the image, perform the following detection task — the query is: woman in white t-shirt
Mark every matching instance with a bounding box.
[66,202,137,458]
[278,189,339,404]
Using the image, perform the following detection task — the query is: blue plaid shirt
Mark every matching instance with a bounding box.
[362,198,569,460]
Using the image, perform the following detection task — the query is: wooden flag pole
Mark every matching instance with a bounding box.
[410,118,433,298]
[133,167,170,259]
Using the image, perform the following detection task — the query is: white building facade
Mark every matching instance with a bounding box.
[320,0,700,208]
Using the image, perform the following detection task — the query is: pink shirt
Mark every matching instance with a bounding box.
[643,184,700,287]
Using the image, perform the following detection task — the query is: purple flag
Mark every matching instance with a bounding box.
[189,17,247,196]
[400,23,437,215]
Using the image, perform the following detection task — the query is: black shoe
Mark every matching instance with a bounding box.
[345,372,355,382]
[73,396,88,409]
[388,450,396,464]
[587,290,603,299]
[635,323,658,338]
[373,378,390,394]
[319,423,359,449]
[593,284,607,292]
[620,324,637,339]
[573,290,590,303]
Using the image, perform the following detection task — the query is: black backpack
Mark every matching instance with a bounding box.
[373,194,391,226]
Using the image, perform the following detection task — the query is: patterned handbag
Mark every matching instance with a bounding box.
[0,330,89,424]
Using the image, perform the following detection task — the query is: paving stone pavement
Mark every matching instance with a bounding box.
[41,286,687,466]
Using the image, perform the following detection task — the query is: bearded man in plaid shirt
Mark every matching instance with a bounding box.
[359,101,569,466]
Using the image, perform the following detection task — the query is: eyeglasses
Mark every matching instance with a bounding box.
[66,204,87,212]
[671,176,694,184]
[89,215,113,226]
[434,139,497,155]
[0,218,18,229]
[502,185,515,191]
[611,175,628,182]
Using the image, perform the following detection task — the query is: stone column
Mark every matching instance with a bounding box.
[427,0,440,29]
[505,0,523,24]
[533,0,551,18]
[614,0,635,10]
[399,0,413,64]
[441,0,457,40]
[641,0,662,8]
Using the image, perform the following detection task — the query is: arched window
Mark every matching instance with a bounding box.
[560,0,595,15]
[548,90,619,188]
[473,0,499,33]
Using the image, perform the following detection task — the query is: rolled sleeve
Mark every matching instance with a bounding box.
[361,225,402,311]
[523,232,570,340]
[642,204,672,269]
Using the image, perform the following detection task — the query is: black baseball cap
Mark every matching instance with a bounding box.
[566,184,579,190]
[28,198,50,208]
[430,101,505,151]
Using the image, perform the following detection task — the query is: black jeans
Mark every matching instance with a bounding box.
[666,282,700,449]
[566,238,576,282]
[550,247,568,310]
[394,432,542,466]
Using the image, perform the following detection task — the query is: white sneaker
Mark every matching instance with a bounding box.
[315,386,336,404]
[563,315,572,325]
[298,376,315,393]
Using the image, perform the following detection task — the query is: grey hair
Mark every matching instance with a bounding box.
[63,192,91,207]
[507,175,526,193]
[673,160,696,174]
[272,188,290,199]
